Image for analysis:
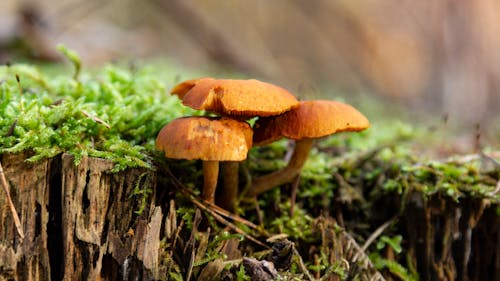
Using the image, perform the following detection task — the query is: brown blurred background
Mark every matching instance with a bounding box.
[1,0,500,130]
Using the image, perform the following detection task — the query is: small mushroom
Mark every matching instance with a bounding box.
[170,78,299,210]
[246,100,370,197]
[156,116,252,203]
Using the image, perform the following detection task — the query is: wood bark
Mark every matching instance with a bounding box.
[0,153,165,281]
[0,152,52,281]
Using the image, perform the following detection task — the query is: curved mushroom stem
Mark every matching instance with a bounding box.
[246,138,314,197]
[202,160,219,203]
[217,161,239,211]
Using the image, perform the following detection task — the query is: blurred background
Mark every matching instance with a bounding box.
[1,0,499,139]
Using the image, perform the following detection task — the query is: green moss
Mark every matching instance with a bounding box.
[0,48,198,171]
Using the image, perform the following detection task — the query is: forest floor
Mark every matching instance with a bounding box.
[0,50,499,280]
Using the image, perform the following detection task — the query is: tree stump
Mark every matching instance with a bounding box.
[1,152,498,280]
[0,153,164,281]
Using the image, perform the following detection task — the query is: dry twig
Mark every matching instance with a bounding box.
[292,245,316,281]
[289,175,301,217]
[80,110,111,128]
[0,162,25,239]
[166,167,260,230]
[163,167,269,248]
[361,217,396,252]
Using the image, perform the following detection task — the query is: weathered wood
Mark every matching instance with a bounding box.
[402,191,499,281]
[0,153,165,281]
[59,154,162,281]
[1,152,498,280]
[0,152,53,281]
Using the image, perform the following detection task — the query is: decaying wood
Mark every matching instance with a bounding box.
[0,152,53,281]
[1,152,498,280]
[402,190,499,281]
[0,162,24,240]
[0,153,164,281]
[59,154,162,281]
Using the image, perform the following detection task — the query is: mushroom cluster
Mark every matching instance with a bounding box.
[156,78,370,210]
[156,78,299,210]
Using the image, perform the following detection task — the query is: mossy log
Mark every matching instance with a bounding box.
[0,153,163,281]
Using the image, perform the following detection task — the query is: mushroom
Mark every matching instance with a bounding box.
[171,77,299,118]
[170,78,299,210]
[246,100,370,197]
[155,116,252,204]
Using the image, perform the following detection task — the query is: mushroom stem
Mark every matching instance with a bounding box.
[202,160,219,203]
[246,138,314,197]
[217,161,239,211]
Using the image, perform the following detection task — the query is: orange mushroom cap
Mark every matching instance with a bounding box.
[156,116,253,161]
[253,100,370,146]
[171,78,299,118]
